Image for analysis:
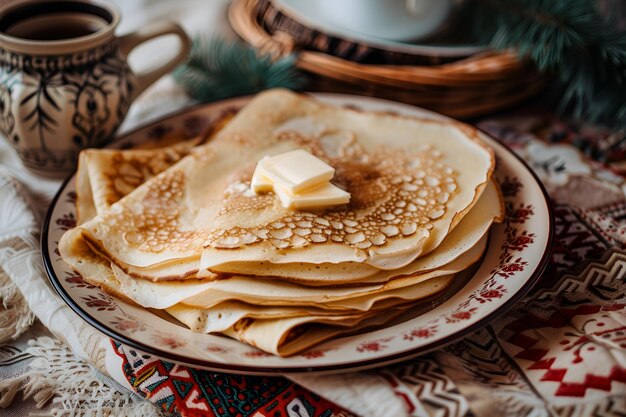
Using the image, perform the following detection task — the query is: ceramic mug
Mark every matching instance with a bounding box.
[318,0,453,42]
[0,0,191,176]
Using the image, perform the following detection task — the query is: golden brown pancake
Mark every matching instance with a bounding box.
[70,89,494,282]
[60,89,498,357]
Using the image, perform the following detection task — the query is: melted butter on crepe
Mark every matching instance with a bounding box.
[75,89,493,278]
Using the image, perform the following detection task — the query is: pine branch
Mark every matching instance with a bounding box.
[463,0,626,129]
[173,37,306,102]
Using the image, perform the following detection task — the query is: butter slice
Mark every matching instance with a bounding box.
[261,149,334,193]
[274,182,350,209]
[250,149,350,210]
[251,169,273,194]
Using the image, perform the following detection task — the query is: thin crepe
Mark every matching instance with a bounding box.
[72,89,494,282]
[60,90,497,357]
[167,274,454,333]
[76,176,501,286]
[76,139,199,224]
[76,111,236,225]
[223,306,414,357]
[59,225,461,356]
[207,179,503,284]
[110,235,486,310]
[60,226,484,310]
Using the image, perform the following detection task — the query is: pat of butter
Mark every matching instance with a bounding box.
[251,168,273,194]
[260,149,334,193]
[274,182,350,209]
[250,150,350,210]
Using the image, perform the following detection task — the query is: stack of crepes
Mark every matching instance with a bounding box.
[60,89,503,357]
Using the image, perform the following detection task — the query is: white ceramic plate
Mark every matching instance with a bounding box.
[43,94,553,375]
[273,0,487,58]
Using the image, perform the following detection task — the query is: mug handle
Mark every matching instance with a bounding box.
[118,21,191,100]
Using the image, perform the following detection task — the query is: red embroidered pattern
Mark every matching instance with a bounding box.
[504,304,626,397]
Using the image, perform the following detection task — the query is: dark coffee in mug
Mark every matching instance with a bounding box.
[0,1,111,40]
[5,20,102,41]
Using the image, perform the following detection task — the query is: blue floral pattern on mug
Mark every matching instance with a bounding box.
[0,43,133,173]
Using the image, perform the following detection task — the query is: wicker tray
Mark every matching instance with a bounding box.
[228,0,546,118]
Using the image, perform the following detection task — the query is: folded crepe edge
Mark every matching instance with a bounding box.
[79,89,498,273]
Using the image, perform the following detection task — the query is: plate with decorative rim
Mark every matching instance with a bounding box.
[43,93,553,375]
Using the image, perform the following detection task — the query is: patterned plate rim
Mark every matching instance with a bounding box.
[42,93,554,374]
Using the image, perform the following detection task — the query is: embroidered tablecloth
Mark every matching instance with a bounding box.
[1,1,626,416]
[106,111,626,417]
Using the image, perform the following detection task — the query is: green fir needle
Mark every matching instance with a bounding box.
[173,36,306,102]
[462,0,626,128]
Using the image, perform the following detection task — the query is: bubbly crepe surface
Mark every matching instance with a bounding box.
[59,89,500,357]
[208,179,503,283]
[76,140,198,224]
[78,89,493,273]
